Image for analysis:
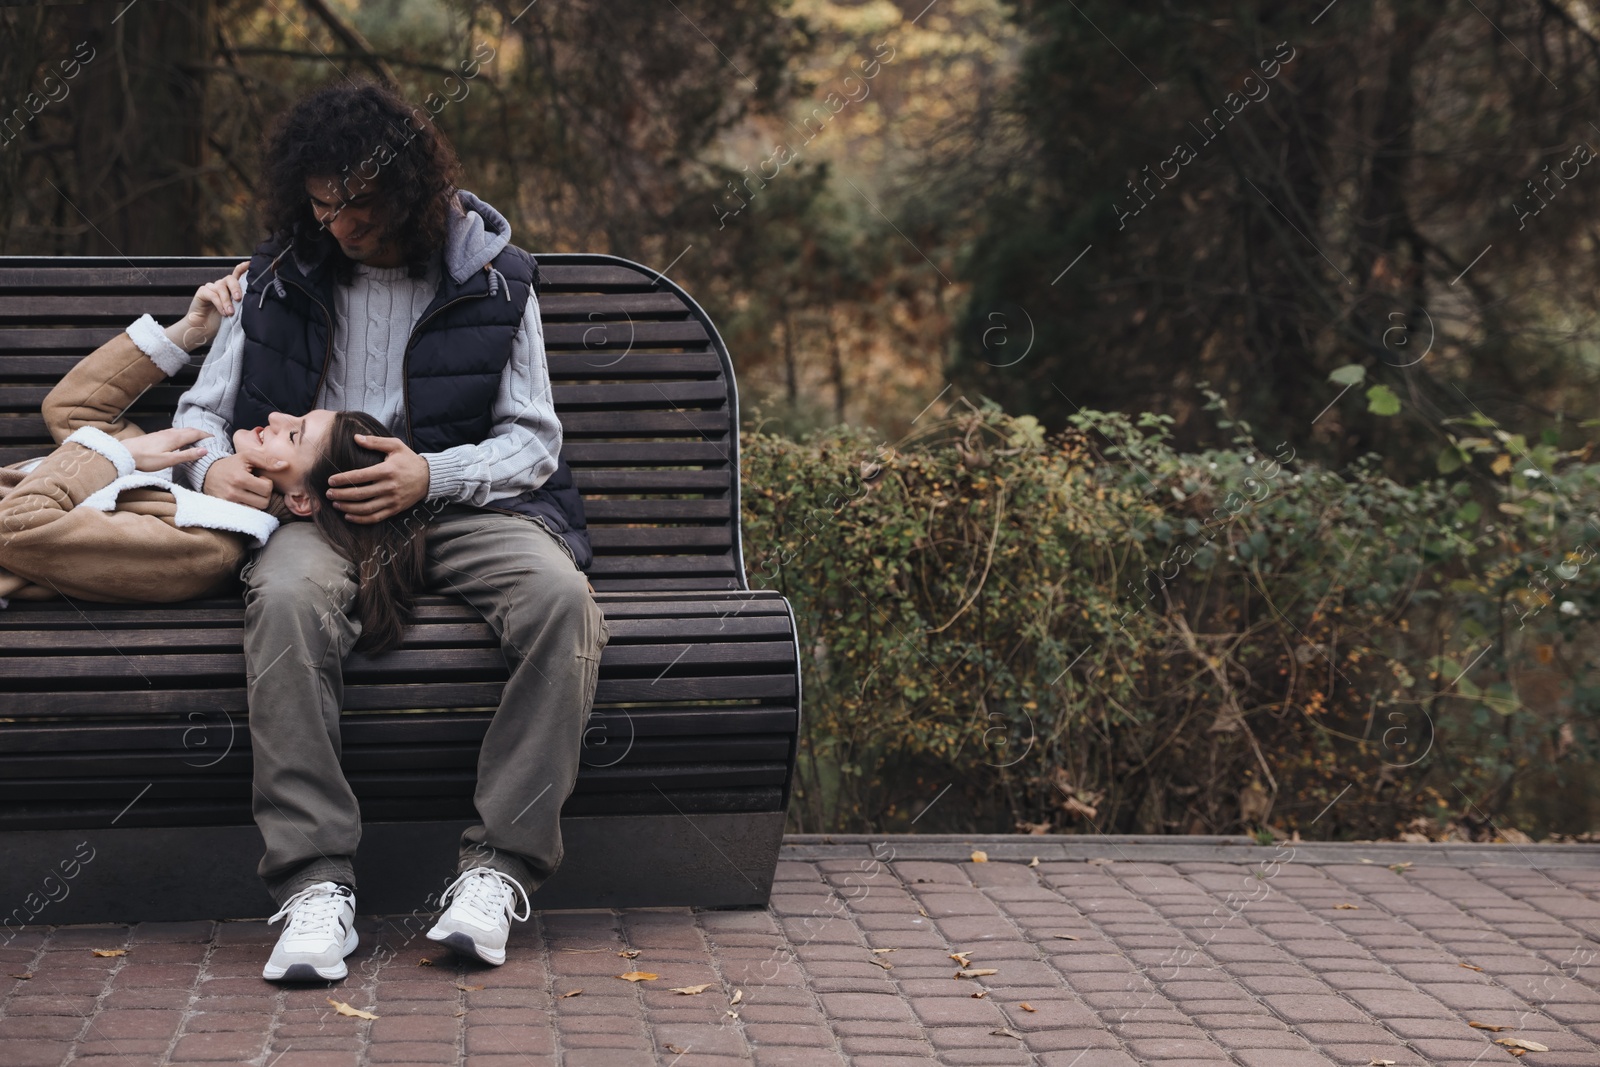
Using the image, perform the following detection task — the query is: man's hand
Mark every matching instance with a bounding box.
[324,434,431,524]
[203,452,279,510]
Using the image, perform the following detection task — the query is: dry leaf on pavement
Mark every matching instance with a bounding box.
[1368,1059,1396,1065]
[957,968,999,978]
[1495,1038,1549,1052]
[991,1027,1022,1039]
[950,952,972,967]
[730,989,742,1005]
[870,957,893,970]
[971,990,988,999]
[453,1010,466,1018]
[971,850,989,863]
[1459,963,1484,972]
[1020,1003,1036,1012]
[618,949,641,959]
[326,998,378,1020]
[557,989,583,999]
[870,948,896,955]
[664,1043,688,1054]
[90,949,126,958]
[1052,934,1080,941]
[616,971,659,982]
[1468,1021,1510,1031]
[1028,856,1040,867]
[670,984,713,995]
[456,983,484,992]
[1335,903,1359,910]
[417,958,434,967]
[8,973,30,980]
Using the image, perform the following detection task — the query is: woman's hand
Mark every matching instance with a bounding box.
[124,427,210,473]
[164,261,249,353]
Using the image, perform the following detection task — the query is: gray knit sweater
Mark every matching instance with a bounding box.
[169,258,561,505]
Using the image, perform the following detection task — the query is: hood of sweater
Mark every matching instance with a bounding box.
[289,189,512,285]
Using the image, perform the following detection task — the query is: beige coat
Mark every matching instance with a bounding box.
[0,328,282,604]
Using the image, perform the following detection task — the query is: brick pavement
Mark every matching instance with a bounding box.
[1,837,1597,1066]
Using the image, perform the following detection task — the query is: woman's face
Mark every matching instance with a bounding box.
[233,409,336,514]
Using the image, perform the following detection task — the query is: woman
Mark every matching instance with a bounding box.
[0,264,429,652]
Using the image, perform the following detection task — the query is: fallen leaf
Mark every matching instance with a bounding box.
[416,958,434,967]
[9,973,31,980]
[1468,1021,1510,1031]
[616,971,659,982]
[1388,862,1412,872]
[971,850,989,863]
[1028,856,1040,868]
[90,949,126,958]
[557,989,583,999]
[991,1027,1022,1039]
[950,951,972,967]
[1369,1060,1396,1065]
[670,984,713,995]
[1459,963,1484,972]
[453,1010,467,1018]
[725,1010,739,1019]
[917,906,929,917]
[870,957,894,970]
[456,983,484,992]
[664,1043,688,1054]
[870,948,897,955]
[1052,933,1080,941]
[729,989,742,1005]
[1509,1049,1526,1057]
[1335,903,1360,910]
[618,949,641,959]
[326,998,379,1020]
[957,968,999,978]
[1496,1038,1549,1052]
[972,989,989,999]
[1020,1002,1037,1012]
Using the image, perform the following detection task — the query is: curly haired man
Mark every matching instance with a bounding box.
[172,83,609,982]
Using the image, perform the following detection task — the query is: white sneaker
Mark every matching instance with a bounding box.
[425,867,530,965]
[262,881,358,982]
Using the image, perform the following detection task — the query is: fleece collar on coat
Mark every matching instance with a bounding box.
[290,189,512,286]
[67,427,280,548]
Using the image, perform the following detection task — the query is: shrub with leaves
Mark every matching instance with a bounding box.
[741,397,1600,839]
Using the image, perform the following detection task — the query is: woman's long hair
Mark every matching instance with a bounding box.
[307,412,429,653]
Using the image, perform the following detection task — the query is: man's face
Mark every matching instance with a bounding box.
[306,174,392,263]
[233,408,337,515]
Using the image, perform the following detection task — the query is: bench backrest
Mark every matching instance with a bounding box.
[0,254,746,592]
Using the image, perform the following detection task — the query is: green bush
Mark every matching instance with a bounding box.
[740,397,1600,840]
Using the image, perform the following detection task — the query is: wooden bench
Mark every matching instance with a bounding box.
[0,255,799,925]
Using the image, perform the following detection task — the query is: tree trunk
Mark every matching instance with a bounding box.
[73,0,211,255]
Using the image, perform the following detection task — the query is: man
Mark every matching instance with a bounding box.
[171,83,607,982]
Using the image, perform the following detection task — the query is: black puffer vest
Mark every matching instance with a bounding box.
[233,233,591,570]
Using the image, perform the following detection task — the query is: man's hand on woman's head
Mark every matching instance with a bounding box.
[166,261,249,353]
[324,435,431,524]
[123,427,210,473]
[202,452,280,511]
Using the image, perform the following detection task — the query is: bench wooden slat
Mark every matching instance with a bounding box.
[0,787,786,832]
[0,707,797,752]
[0,614,787,652]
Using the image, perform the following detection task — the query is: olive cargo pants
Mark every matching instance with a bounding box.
[241,506,608,906]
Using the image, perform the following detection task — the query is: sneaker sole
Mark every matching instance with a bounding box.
[427,928,506,966]
[263,928,359,982]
